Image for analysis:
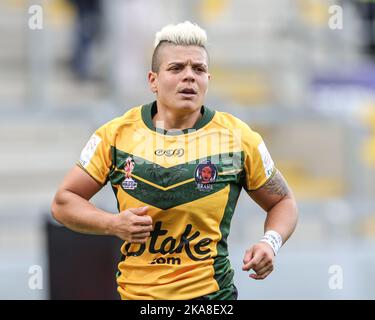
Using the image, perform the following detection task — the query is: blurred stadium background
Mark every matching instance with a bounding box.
[1,0,375,299]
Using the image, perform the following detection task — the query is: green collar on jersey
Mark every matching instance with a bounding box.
[141,101,215,135]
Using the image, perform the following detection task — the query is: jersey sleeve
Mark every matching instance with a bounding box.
[242,126,276,191]
[76,123,113,185]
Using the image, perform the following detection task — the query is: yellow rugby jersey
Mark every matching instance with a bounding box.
[77,101,276,300]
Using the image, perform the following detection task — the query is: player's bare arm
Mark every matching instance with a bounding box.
[51,165,153,243]
[242,169,298,280]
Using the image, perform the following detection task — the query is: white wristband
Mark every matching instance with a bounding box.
[260,230,283,256]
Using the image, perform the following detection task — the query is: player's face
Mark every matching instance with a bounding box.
[201,166,212,182]
[148,45,210,113]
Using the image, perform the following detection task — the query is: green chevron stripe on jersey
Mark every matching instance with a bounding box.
[114,175,227,210]
[108,148,244,209]
[110,146,243,188]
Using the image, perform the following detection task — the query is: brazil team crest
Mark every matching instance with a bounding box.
[122,156,138,190]
[194,160,218,191]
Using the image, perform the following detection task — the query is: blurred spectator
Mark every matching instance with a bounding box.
[355,0,375,57]
[68,0,103,80]
[103,0,166,106]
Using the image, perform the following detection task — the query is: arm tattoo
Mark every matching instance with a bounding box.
[263,170,290,197]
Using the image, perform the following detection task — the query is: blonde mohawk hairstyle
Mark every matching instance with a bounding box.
[154,21,207,48]
[151,21,208,72]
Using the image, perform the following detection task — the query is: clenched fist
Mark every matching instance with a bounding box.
[110,206,153,243]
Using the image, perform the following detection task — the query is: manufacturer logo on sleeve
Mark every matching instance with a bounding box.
[79,134,102,168]
[122,157,138,190]
[258,141,274,178]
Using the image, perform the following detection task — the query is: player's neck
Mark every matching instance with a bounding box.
[152,103,203,131]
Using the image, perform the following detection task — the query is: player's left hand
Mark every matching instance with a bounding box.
[242,242,275,280]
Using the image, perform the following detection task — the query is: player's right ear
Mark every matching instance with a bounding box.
[148,71,158,93]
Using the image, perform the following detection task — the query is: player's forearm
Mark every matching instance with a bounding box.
[264,195,298,244]
[51,190,115,236]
